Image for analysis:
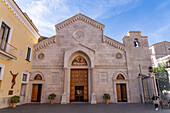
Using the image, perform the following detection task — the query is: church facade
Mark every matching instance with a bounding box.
[27,13,152,104]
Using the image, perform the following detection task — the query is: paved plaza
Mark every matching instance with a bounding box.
[0,103,169,113]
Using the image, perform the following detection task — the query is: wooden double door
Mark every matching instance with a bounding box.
[116,84,127,102]
[31,84,42,102]
[70,69,88,102]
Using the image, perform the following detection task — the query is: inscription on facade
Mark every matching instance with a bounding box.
[99,72,108,84]
[52,72,59,84]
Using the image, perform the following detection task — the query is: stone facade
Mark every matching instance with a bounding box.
[28,13,152,104]
[149,41,170,67]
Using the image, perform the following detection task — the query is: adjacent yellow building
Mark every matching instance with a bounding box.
[0,0,39,108]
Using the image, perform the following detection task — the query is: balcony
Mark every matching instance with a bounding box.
[0,39,17,60]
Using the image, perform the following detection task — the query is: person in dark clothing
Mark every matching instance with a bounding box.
[152,94,159,110]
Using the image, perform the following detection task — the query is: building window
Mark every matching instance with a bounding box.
[0,64,5,80]
[26,46,32,61]
[22,74,27,82]
[151,58,154,64]
[21,72,29,83]
[134,38,139,47]
[0,22,10,51]
[149,49,153,55]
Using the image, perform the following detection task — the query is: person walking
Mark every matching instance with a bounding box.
[152,94,159,110]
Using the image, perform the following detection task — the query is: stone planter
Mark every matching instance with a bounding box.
[50,99,54,104]
[12,103,17,108]
[105,99,110,104]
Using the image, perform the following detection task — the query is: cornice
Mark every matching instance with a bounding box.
[103,35,125,51]
[32,65,63,69]
[2,0,40,39]
[55,13,105,31]
[34,36,56,51]
[95,65,127,69]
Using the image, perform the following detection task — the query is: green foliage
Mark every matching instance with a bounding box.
[48,93,56,100]
[103,93,110,99]
[153,63,167,73]
[156,71,170,92]
[11,96,20,103]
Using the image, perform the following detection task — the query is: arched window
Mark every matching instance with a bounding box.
[72,56,87,66]
[34,74,42,80]
[134,38,139,47]
[117,74,125,80]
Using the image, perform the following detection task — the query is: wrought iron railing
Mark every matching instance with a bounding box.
[0,38,17,58]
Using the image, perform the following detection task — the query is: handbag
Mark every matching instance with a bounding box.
[153,99,159,105]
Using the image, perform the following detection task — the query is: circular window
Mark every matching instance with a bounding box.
[38,53,44,60]
[116,53,122,59]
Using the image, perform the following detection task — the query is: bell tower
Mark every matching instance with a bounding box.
[123,31,152,103]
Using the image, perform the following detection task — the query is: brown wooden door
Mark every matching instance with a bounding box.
[31,84,42,102]
[70,69,88,102]
[116,84,127,102]
[31,84,38,102]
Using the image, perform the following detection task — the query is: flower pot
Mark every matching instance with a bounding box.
[50,99,54,104]
[162,102,166,106]
[105,99,110,104]
[12,103,17,108]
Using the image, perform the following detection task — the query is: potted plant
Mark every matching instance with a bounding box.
[48,93,56,104]
[11,96,20,108]
[103,93,110,104]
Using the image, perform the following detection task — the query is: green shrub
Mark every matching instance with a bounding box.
[103,93,110,99]
[48,93,56,100]
[11,96,20,103]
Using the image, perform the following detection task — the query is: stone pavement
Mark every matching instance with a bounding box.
[0,103,169,113]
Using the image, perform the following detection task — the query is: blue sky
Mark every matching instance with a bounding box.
[15,0,170,46]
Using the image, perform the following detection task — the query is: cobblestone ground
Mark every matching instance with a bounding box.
[0,103,169,113]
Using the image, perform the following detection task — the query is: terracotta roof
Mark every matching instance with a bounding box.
[149,41,170,48]
[12,0,39,33]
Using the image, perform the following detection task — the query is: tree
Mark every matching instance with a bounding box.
[153,63,170,92]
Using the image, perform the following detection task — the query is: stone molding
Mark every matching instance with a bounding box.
[34,36,56,51]
[32,65,63,69]
[103,35,125,51]
[32,65,126,69]
[55,13,105,31]
[1,0,39,39]
[95,65,126,69]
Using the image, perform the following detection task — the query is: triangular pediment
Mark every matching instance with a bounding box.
[55,13,105,31]
[64,43,95,53]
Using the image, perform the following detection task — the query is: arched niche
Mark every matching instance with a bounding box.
[64,44,94,68]
[30,71,45,81]
[113,71,128,80]
[34,74,42,80]
[68,51,91,67]
[117,74,125,80]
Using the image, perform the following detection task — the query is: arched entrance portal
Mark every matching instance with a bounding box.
[70,56,89,102]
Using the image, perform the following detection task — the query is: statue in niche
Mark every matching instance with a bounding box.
[72,56,87,66]
[10,71,18,89]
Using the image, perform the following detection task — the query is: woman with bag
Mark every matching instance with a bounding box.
[152,94,159,110]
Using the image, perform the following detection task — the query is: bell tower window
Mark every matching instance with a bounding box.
[134,38,139,47]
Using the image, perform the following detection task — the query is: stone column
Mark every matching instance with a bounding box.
[61,68,68,104]
[91,68,97,104]
[149,73,154,96]
[138,76,144,103]
[151,73,158,95]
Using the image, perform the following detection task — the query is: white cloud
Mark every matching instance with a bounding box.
[15,0,140,37]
